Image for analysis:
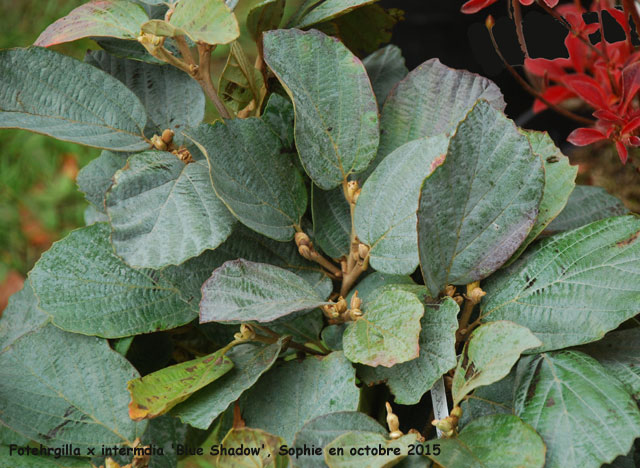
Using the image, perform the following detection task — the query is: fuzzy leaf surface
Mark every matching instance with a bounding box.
[363,57,505,180]
[0,325,145,452]
[545,185,629,234]
[0,48,148,151]
[418,100,544,296]
[292,412,386,468]
[35,0,148,47]
[85,50,205,134]
[359,295,458,404]
[200,259,329,324]
[128,348,233,420]
[29,223,197,338]
[188,119,307,241]
[363,44,408,108]
[106,152,234,268]
[515,351,640,468]
[263,29,379,189]
[77,151,128,209]
[428,414,545,468]
[343,289,423,367]
[507,131,577,264]
[482,215,640,351]
[581,328,640,399]
[242,352,360,442]
[171,341,283,429]
[312,186,351,259]
[356,136,448,274]
[452,321,541,405]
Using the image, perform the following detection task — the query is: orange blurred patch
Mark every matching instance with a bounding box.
[0,270,25,314]
[19,206,54,249]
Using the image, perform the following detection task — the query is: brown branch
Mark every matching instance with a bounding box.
[486,19,596,126]
[175,35,195,66]
[196,43,232,119]
[511,0,529,58]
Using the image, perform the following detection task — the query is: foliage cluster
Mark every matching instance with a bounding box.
[0,1,639,468]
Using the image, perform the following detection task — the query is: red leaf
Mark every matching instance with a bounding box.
[524,58,570,80]
[615,141,629,163]
[621,62,640,112]
[533,86,575,113]
[461,0,498,14]
[567,127,607,146]
[563,74,610,109]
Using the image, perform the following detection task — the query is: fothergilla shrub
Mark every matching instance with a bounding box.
[0,1,639,467]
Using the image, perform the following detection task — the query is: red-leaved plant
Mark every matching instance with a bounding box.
[463,0,640,163]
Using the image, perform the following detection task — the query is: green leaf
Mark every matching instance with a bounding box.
[359,296,458,404]
[96,37,165,64]
[171,341,283,429]
[247,0,285,41]
[85,50,205,134]
[312,186,351,259]
[0,446,92,467]
[188,119,307,241]
[325,432,418,468]
[362,58,504,181]
[418,100,544,296]
[482,215,640,351]
[356,136,449,275]
[270,310,324,345]
[142,416,189,468]
[428,414,545,468]
[0,283,48,351]
[343,289,424,367]
[206,224,332,298]
[217,427,290,467]
[262,93,295,148]
[326,4,401,58]
[346,272,415,307]
[77,151,128,209]
[515,350,640,468]
[458,369,515,428]
[581,328,640,399]
[0,325,145,451]
[218,42,265,113]
[292,412,386,468]
[149,0,239,45]
[263,29,379,189]
[106,152,235,268]
[294,0,376,28]
[200,260,329,324]
[545,185,629,234]
[0,48,148,151]
[452,321,541,405]
[34,0,148,47]
[242,352,360,442]
[363,45,408,108]
[29,223,197,338]
[128,348,234,420]
[506,131,577,265]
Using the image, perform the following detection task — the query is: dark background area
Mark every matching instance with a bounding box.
[380,0,582,148]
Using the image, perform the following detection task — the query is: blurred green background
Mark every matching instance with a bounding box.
[0,0,99,305]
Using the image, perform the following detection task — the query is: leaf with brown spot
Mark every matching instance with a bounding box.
[128,348,233,420]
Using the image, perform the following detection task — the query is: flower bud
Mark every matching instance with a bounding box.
[358,243,370,260]
[161,129,174,145]
[444,285,456,297]
[335,296,348,314]
[385,402,400,433]
[350,291,362,311]
[295,231,311,246]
